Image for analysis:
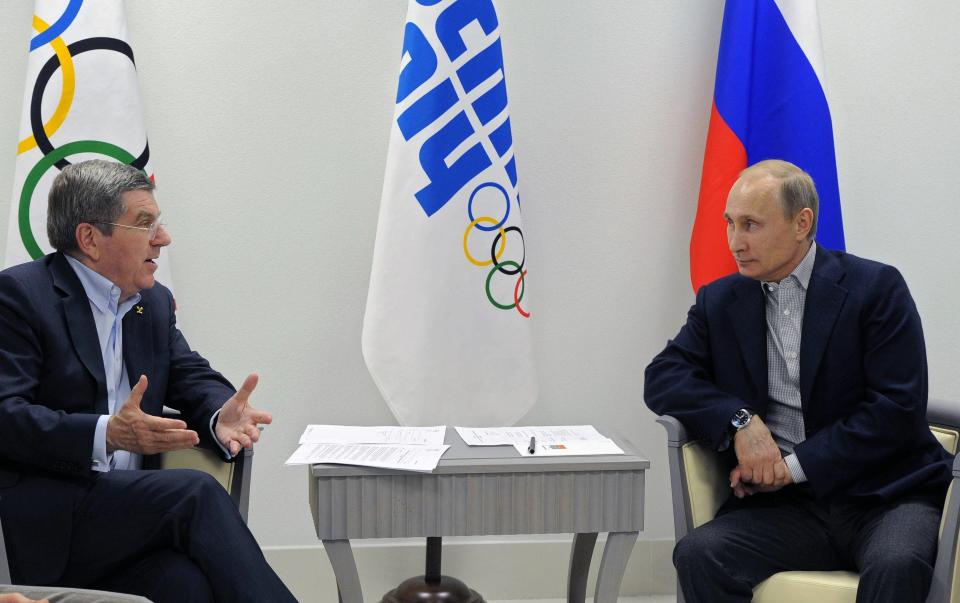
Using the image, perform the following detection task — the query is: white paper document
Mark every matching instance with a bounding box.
[298,424,446,446]
[513,438,625,457]
[455,425,606,446]
[284,443,450,472]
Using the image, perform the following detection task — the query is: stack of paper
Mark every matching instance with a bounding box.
[455,425,624,457]
[285,425,449,472]
[298,425,445,446]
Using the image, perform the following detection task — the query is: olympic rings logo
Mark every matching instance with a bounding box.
[17,1,151,260]
[461,182,529,317]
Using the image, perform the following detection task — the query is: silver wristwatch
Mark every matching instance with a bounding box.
[731,408,754,431]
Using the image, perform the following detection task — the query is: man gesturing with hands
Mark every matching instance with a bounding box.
[0,161,294,602]
[106,375,202,454]
[107,373,270,457]
[645,160,952,603]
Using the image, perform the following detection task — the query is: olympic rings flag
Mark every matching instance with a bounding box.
[4,0,172,289]
[362,0,537,426]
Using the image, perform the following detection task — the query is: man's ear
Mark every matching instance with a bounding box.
[795,208,814,240]
[75,223,101,261]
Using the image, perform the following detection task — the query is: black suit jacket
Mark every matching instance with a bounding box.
[645,246,952,501]
[0,252,235,583]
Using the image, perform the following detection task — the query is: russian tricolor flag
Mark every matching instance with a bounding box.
[690,0,844,292]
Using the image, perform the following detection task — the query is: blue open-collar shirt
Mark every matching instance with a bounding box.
[65,255,141,471]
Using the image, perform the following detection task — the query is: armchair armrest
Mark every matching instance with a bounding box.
[928,399,960,434]
[657,415,730,542]
[0,516,10,584]
[657,415,691,446]
[926,449,960,603]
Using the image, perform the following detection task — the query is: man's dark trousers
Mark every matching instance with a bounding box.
[673,484,944,603]
[20,468,297,603]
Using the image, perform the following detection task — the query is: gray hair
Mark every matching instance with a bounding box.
[740,159,819,239]
[47,160,154,253]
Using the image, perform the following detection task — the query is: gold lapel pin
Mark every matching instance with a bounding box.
[135,305,144,315]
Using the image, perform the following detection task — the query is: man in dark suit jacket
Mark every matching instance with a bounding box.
[0,160,295,602]
[645,159,953,603]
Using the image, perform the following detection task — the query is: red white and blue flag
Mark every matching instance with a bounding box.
[690,0,844,292]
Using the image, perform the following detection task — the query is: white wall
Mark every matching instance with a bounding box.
[0,0,958,592]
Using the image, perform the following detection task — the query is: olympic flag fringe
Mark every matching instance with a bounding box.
[4,0,172,289]
[362,0,537,426]
[690,0,844,292]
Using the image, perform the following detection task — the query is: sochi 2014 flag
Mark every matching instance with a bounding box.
[362,0,536,426]
[690,0,844,292]
[5,0,171,287]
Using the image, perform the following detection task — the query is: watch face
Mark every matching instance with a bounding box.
[732,409,751,429]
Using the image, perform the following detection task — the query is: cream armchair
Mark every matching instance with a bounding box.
[0,445,252,600]
[146,443,253,523]
[657,399,960,603]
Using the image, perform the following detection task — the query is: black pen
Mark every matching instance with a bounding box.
[528,436,536,454]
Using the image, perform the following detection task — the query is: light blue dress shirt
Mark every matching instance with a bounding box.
[65,255,141,471]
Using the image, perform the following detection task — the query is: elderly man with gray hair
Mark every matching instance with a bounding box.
[646,159,953,602]
[0,160,295,602]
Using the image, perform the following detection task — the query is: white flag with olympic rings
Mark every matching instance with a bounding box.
[363,0,537,426]
[4,0,172,291]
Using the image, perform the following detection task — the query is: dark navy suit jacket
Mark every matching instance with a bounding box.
[0,252,235,584]
[645,246,952,501]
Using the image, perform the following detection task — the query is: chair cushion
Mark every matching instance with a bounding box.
[931,425,959,455]
[752,570,859,603]
[681,440,729,528]
[158,447,235,494]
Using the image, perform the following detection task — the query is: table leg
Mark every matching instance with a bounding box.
[323,539,363,603]
[567,532,598,603]
[593,531,639,603]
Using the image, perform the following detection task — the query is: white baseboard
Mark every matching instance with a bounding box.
[263,536,676,603]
